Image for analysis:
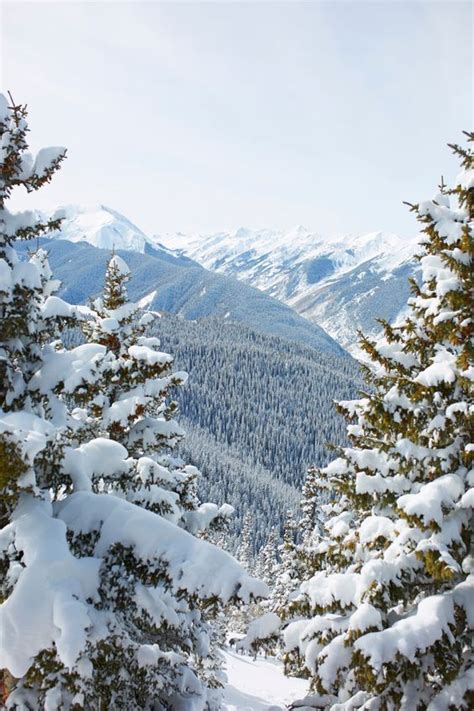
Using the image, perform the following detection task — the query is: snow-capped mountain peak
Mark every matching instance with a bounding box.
[49,204,152,254]
[157,226,420,353]
[42,203,421,354]
[158,225,413,266]
[157,225,416,280]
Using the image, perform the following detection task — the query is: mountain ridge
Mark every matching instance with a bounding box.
[158,226,420,354]
[39,203,420,355]
[25,236,344,355]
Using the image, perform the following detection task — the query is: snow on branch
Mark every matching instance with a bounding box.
[0,497,101,678]
[55,492,268,604]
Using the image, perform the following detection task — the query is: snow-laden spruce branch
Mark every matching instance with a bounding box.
[0,93,266,710]
[246,134,474,710]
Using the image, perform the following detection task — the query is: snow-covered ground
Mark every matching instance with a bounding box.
[223,650,308,710]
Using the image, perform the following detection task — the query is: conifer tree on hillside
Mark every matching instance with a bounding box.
[0,93,78,704]
[80,252,184,462]
[271,511,299,616]
[299,467,320,542]
[226,512,259,637]
[80,251,240,706]
[79,252,232,535]
[237,511,254,573]
[255,527,279,588]
[0,94,266,710]
[283,136,474,709]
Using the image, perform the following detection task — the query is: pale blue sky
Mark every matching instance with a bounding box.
[1,1,472,237]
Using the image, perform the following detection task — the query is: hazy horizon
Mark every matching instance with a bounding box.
[1,1,472,239]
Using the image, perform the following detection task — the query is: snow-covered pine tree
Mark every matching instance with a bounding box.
[0,93,84,706]
[238,512,302,662]
[271,511,299,616]
[79,252,239,706]
[255,527,279,588]
[226,512,259,638]
[79,251,184,465]
[0,94,266,710]
[284,135,474,709]
[299,467,320,542]
[237,516,300,660]
[79,251,232,535]
[237,511,254,573]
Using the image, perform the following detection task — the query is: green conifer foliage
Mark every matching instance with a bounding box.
[80,254,236,531]
[0,95,266,711]
[0,93,69,525]
[81,254,184,453]
[0,94,90,707]
[0,96,66,414]
[284,136,474,709]
[77,254,250,708]
[300,467,320,542]
[271,511,299,616]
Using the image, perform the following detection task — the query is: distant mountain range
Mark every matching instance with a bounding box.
[158,226,420,354]
[32,205,345,356]
[26,204,423,548]
[40,204,421,356]
[24,203,363,549]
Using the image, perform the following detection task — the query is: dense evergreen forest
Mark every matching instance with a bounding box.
[156,316,363,549]
[65,313,362,554]
[65,315,361,551]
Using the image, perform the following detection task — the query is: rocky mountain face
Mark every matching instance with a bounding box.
[30,205,345,355]
[41,204,420,355]
[158,226,420,354]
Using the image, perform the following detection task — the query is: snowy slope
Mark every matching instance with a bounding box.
[43,204,420,353]
[49,204,154,252]
[223,650,307,710]
[159,227,420,353]
[24,236,345,355]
